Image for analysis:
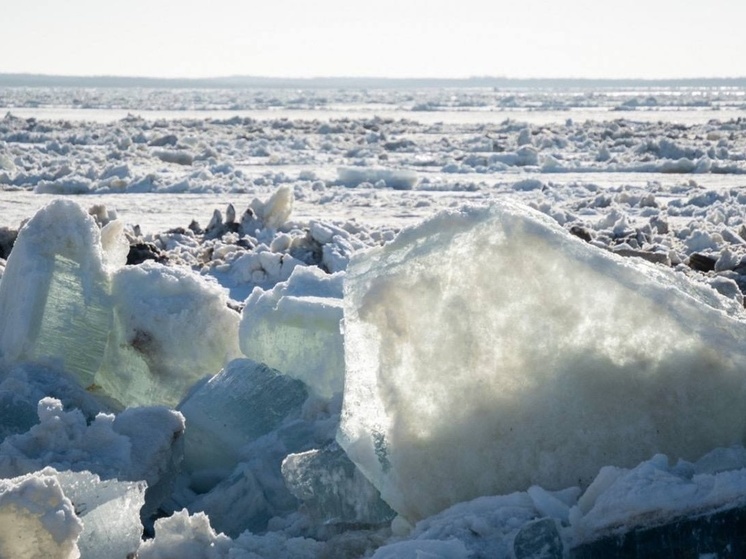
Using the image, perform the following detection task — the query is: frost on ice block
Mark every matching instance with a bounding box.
[240,266,345,398]
[0,199,125,388]
[179,358,308,473]
[338,201,746,522]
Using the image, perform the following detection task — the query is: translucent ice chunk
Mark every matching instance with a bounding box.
[97,261,241,407]
[240,266,345,398]
[281,442,395,526]
[0,200,119,388]
[178,358,308,474]
[0,471,82,559]
[54,469,146,559]
[339,201,746,522]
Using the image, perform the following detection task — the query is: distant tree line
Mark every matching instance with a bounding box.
[1,73,745,89]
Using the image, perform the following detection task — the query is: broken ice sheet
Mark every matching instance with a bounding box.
[281,442,395,527]
[338,201,746,522]
[240,265,345,399]
[0,199,119,388]
[97,260,241,408]
[178,358,308,474]
[54,468,146,559]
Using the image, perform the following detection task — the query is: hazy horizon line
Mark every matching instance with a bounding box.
[2,73,746,89]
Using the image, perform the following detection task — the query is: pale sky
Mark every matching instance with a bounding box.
[3,0,746,79]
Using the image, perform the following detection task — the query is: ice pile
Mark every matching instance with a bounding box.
[4,193,746,556]
[0,199,239,408]
[339,200,746,522]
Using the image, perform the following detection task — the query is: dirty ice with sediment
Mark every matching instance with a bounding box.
[2,84,746,557]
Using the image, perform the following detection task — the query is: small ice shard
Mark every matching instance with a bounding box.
[281,442,395,527]
[96,260,241,407]
[250,184,294,229]
[512,518,564,559]
[112,405,185,517]
[240,266,345,398]
[339,201,746,522]
[0,199,122,388]
[0,471,82,559]
[54,469,146,559]
[178,358,308,474]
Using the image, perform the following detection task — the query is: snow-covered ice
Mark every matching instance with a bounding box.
[2,84,746,557]
[240,266,345,398]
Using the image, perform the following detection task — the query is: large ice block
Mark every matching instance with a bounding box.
[0,200,120,388]
[0,471,82,559]
[178,358,309,474]
[240,266,345,398]
[97,261,241,407]
[338,201,746,522]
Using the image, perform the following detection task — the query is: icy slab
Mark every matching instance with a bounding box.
[337,166,418,190]
[178,358,309,474]
[0,199,122,388]
[240,266,345,398]
[183,392,342,537]
[338,201,746,522]
[281,442,395,527]
[0,471,82,559]
[97,260,241,407]
[54,469,146,559]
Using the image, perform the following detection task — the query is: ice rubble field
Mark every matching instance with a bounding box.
[1,85,746,558]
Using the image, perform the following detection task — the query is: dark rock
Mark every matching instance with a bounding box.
[188,220,203,235]
[127,242,168,266]
[688,253,717,272]
[148,134,178,147]
[0,226,18,259]
[569,225,593,243]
